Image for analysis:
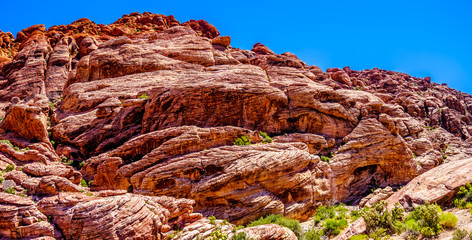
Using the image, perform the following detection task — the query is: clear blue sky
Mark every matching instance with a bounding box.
[1,0,471,93]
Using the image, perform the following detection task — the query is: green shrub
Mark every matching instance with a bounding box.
[349,234,368,240]
[234,136,251,145]
[5,164,15,172]
[259,131,272,144]
[209,227,228,240]
[452,228,471,240]
[0,177,3,184]
[304,228,323,240]
[80,179,89,187]
[439,212,458,229]
[454,183,472,211]
[209,215,217,225]
[78,161,85,169]
[323,218,348,236]
[368,228,389,240]
[138,93,148,99]
[360,201,405,235]
[313,206,336,224]
[248,214,302,239]
[4,186,16,194]
[405,203,443,238]
[350,209,360,221]
[320,156,330,163]
[61,156,68,162]
[231,232,247,240]
[334,204,349,218]
[0,139,14,148]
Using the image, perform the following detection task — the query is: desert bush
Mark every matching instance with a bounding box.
[323,218,348,236]
[312,204,350,237]
[439,212,458,229]
[230,232,248,240]
[405,202,447,238]
[0,139,14,148]
[5,164,15,172]
[209,215,217,225]
[313,205,336,224]
[349,234,368,240]
[320,156,330,163]
[454,183,472,213]
[452,228,472,240]
[360,201,405,235]
[304,228,323,240]
[80,179,89,187]
[258,131,272,143]
[368,228,390,240]
[247,214,302,239]
[4,186,16,194]
[209,227,228,240]
[138,93,148,99]
[234,136,251,145]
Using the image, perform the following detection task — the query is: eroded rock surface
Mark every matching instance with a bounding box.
[0,11,471,240]
[387,157,472,209]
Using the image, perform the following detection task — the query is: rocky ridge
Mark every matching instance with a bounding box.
[0,12,471,239]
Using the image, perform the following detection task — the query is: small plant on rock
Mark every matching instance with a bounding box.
[0,139,14,148]
[138,93,148,99]
[209,226,228,240]
[80,179,89,187]
[4,186,16,194]
[234,136,251,145]
[230,232,248,240]
[5,164,15,172]
[320,156,330,163]
[258,131,272,144]
[209,215,217,225]
[349,234,368,240]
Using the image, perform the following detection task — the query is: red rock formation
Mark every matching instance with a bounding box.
[0,11,471,239]
[387,157,472,209]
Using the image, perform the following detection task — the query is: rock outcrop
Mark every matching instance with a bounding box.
[387,157,472,209]
[0,11,471,240]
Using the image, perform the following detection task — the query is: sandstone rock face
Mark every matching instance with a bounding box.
[0,104,49,143]
[0,193,54,239]
[359,186,394,208]
[0,11,472,240]
[1,34,51,101]
[38,193,171,239]
[330,118,417,203]
[387,157,472,209]
[241,224,297,240]
[82,126,331,224]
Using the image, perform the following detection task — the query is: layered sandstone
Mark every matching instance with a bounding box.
[0,12,471,239]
